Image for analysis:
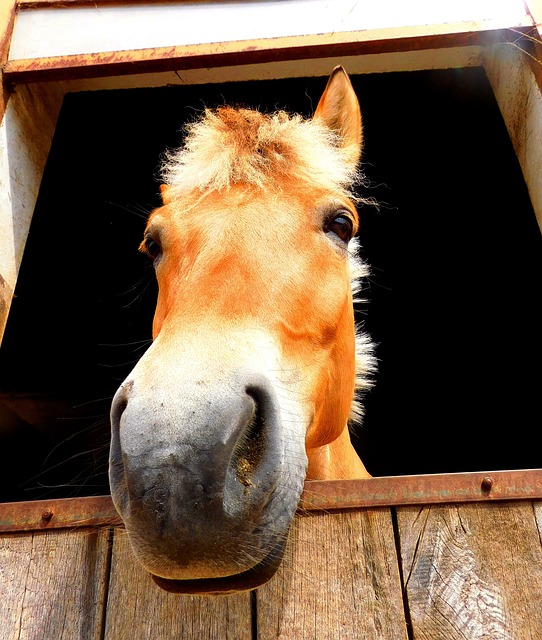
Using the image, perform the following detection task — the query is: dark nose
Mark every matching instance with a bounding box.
[109,374,284,530]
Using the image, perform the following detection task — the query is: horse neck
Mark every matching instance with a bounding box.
[306,426,370,480]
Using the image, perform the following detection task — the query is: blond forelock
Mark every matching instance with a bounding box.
[161,106,361,198]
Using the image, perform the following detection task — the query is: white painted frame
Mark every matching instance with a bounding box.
[9,0,531,60]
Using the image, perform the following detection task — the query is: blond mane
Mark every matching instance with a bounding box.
[348,238,376,425]
[161,106,362,198]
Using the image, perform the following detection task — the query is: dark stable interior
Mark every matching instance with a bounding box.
[0,67,541,502]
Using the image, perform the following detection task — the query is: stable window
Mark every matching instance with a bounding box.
[0,66,541,502]
[1,0,542,501]
[1,2,542,637]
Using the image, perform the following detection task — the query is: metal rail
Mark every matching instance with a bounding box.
[1,469,542,533]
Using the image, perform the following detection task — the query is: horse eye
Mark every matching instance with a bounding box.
[142,234,161,261]
[325,212,354,244]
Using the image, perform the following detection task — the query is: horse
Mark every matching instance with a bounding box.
[109,66,375,595]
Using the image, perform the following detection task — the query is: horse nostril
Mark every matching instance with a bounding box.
[109,382,133,512]
[111,382,132,433]
[233,388,267,488]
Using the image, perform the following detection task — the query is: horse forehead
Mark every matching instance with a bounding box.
[163,189,318,237]
[156,191,348,299]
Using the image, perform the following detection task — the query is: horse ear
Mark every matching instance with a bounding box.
[160,184,172,205]
[314,66,362,168]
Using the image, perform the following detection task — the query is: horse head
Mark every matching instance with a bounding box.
[109,67,374,594]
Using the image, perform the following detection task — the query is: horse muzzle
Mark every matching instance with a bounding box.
[109,364,306,592]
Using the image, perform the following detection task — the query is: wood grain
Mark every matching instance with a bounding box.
[0,528,110,640]
[5,29,531,85]
[0,80,64,343]
[534,501,542,545]
[3,502,542,638]
[256,509,408,640]
[484,43,542,233]
[104,529,252,640]
[0,0,16,123]
[397,501,542,640]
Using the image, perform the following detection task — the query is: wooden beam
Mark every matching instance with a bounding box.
[105,533,252,639]
[21,45,484,95]
[484,43,542,233]
[0,0,17,123]
[10,0,532,61]
[4,27,533,85]
[398,501,542,638]
[1,528,111,639]
[0,81,64,344]
[257,510,408,639]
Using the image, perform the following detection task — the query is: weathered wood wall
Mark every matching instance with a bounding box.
[1,528,110,640]
[399,501,542,639]
[2,498,542,639]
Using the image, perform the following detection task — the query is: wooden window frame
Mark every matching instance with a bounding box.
[1,0,542,517]
[2,7,542,639]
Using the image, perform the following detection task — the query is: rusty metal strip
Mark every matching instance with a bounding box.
[300,469,542,512]
[4,27,532,85]
[1,469,542,533]
[0,495,122,532]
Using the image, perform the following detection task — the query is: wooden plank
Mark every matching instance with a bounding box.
[27,44,484,96]
[397,501,542,639]
[0,0,17,123]
[104,530,252,639]
[0,528,111,640]
[0,80,64,344]
[4,28,533,85]
[0,1,16,63]
[53,44,483,93]
[9,0,531,61]
[256,510,408,640]
[18,0,530,13]
[484,43,542,233]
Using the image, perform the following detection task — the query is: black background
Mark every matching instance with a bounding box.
[1,67,540,501]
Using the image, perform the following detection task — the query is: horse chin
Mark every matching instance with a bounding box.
[150,533,288,595]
